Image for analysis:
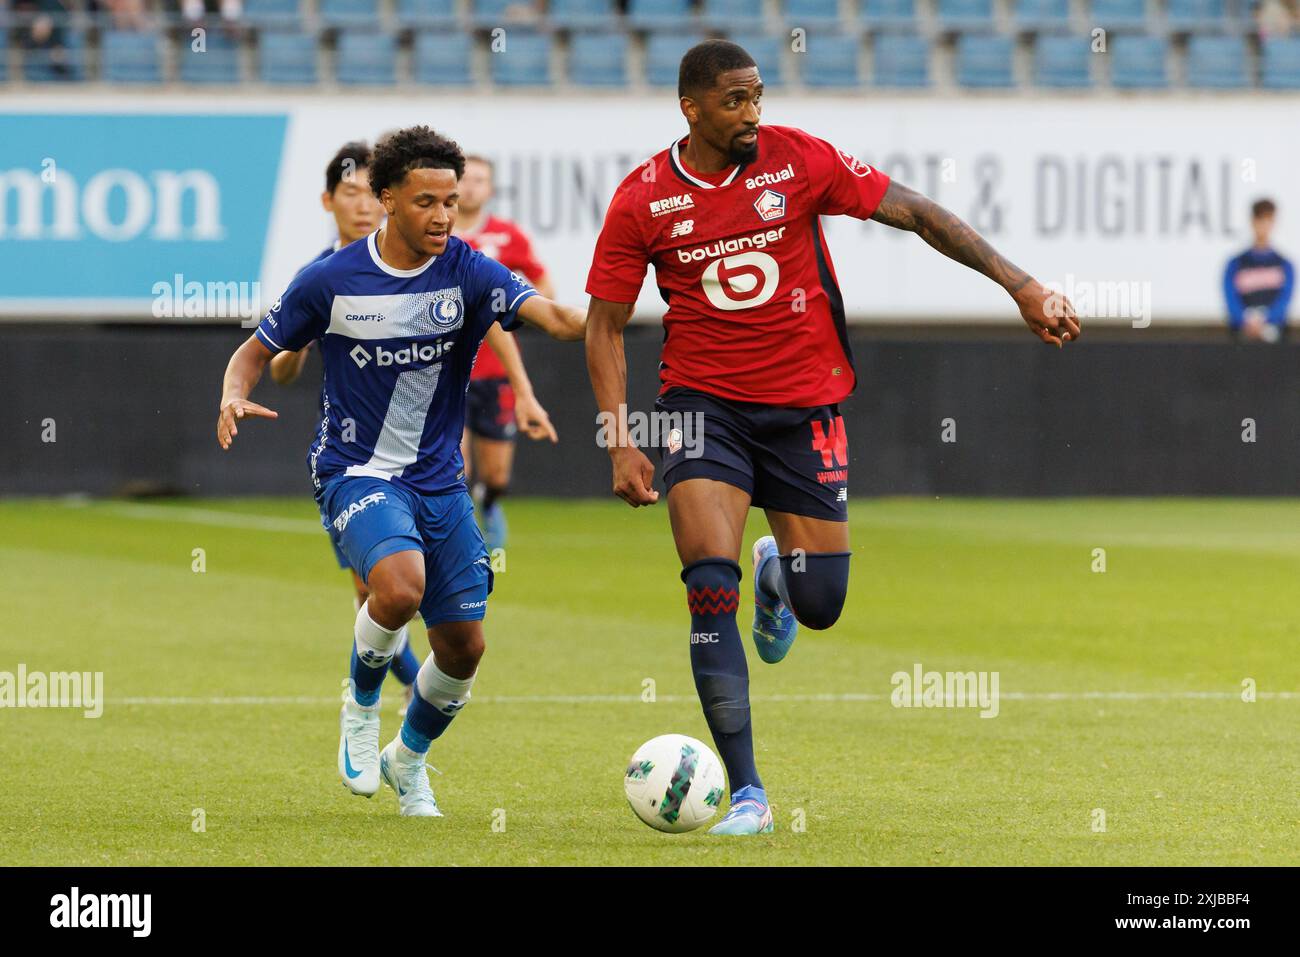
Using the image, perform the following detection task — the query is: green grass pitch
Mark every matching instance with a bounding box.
[0,496,1296,866]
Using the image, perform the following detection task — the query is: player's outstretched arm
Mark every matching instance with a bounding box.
[585,297,658,508]
[513,294,587,342]
[483,322,558,443]
[269,345,311,386]
[870,181,1081,347]
[217,334,279,450]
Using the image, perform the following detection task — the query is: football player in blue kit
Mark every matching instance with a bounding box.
[217,127,586,817]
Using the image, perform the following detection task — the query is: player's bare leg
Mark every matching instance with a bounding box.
[339,549,424,797]
[380,619,485,817]
[750,512,851,664]
[668,479,773,835]
[472,435,514,551]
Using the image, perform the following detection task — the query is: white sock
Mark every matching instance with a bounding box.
[354,601,399,672]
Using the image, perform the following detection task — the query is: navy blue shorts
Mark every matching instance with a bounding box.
[655,387,849,522]
[319,476,493,627]
[466,377,517,442]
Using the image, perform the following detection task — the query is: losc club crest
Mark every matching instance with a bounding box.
[753,189,786,222]
[427,287,464,332]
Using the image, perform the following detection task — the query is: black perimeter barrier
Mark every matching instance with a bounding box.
[1,324,1296,498]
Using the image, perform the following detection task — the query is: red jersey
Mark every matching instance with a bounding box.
[586,125,890,407]
[460,214,548,380]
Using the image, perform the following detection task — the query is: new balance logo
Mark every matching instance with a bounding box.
[836,488,848,502]
[670,219,695,238]
[350,340,455,369]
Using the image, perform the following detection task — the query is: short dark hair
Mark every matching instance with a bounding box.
[678,39,757,99]
[369,126,466,197]
[325,141,372,195]
[1252,198,1277,219]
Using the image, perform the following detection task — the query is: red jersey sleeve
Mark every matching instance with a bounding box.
[799,130,891,221]
[585,184,649,303]
[504,222,548,286]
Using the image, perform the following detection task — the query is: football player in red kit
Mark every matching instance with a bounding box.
[585,40,1080,835]
[456,154,558,551]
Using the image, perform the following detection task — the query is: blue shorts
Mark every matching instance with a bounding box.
[319,475,493,627]
[655,387,849,522]
[326,524,351,570]
[466,377,517,442]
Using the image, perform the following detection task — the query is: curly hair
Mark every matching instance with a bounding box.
[368,126,465,197]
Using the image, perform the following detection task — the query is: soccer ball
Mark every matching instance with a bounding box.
[623,734,726,833]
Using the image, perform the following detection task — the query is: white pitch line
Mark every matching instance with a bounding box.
[92,502,324,535]
[111,691,1299,706]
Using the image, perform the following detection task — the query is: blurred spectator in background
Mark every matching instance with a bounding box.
[1256,0,1300,36]
[90,0,153,30]
[1224,199,1294,343]
[180,0,242,27]
[15,0,74,76]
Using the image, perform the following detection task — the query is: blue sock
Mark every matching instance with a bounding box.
[399,656,476,755]
[349,602,397,707]
[682,558,762,793]
[349,646,389,707]
[388,627,421,686]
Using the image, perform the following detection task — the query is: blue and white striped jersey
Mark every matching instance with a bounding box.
[255,231,536,496]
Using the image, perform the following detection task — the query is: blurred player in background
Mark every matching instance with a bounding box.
[454,155,558,551]
[1223,198,1294,343]
[585,40,1079,836]
[218,126,586,817]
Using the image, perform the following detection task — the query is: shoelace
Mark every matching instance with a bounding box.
[343,711,380,766]
[723,798,768,820]
[399,761,440,806]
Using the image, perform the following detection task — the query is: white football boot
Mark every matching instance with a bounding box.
[338,686,381,797]
[379,738,443,817]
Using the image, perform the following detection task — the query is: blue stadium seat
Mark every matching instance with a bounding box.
[1013,0,1071,33]
[872,34,931,87]
[22,29,89,82]
[702,0,763,30]
[801,35,860,87]
[936,0,995,33]
[490,30,551,85]
[782,0,842,28]
[1034,35,1093,87]
[1165,0,1228,34]
[259,31,319,84]
[568,30,629,87]
[320,0,381,30]
[548,0,618,31]
[413,32,474,85]
[1109,35,1168,88]
[1185,35,1248,89]
[178,33,241,84]
[102,30,163,84]
[243,0,303,30]
[395,0,458,28]
[956,34,1015,87]
[1261,37,1300,90]
[627,0,694,31]
[1089,0,1150,32]
[645,31,705,86]
[335,30,397,85]
[727,31,786,86]
[470,0,538,28]
[860,0,918,32]
[0,29,7,83]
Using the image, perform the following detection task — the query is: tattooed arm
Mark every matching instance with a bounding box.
[871,181,1080,346]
